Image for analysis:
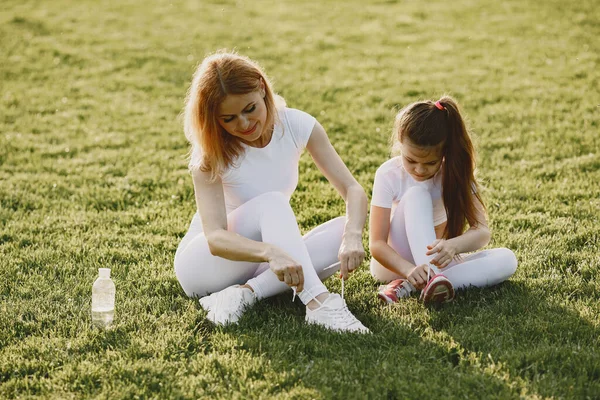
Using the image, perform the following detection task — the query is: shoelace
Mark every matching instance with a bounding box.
[292,261,344,302]
[323,261,344,299]
[293,263,364,331]
[322,296,360,329]
[419,264,436,300]
[294,291,358,330]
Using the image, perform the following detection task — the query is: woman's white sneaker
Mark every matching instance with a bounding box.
[199,285,257,325]
[305,293,370,334]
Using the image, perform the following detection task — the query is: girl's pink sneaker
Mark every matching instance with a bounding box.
[377,279,415,304]
[419,274,455,304]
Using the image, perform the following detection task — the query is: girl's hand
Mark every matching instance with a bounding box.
[267,246,305,292]
[338,233,365,280]
[406,264,430,289]
[426,239,457,268]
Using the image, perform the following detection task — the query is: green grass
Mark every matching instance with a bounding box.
[1,0,599,398]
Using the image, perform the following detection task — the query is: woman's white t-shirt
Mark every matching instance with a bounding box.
[189,107,316,214]
[371,157,448,226]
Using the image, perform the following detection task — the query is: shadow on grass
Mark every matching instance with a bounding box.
[204,277,600,399]
[212,285,524,399]
[428,281,600,399]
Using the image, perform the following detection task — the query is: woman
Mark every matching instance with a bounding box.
[174,51,369,333]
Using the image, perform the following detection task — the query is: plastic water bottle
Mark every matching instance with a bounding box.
[91,268,115,328]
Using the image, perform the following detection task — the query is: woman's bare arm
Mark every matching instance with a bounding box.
[305,121,367,279]
[192,169,274,262]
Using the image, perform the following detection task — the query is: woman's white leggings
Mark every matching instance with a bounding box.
[370,186,518,289]
[174,192,344,305]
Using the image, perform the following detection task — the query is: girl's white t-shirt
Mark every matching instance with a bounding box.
[189,107,316,214]
[371,157,448,225]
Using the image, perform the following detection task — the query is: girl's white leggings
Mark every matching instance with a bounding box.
[174,192,344,305]
[370,186,517,289]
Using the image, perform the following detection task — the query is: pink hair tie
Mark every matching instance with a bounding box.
[434,100,445,110]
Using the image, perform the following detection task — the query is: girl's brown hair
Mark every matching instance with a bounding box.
[392,95,485,239]
[183,50,279,180]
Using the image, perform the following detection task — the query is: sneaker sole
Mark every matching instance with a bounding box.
[421,276,455,304]
[305,318,371,334]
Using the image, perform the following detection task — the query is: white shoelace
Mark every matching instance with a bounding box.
[333,305,359,328]
[323,261,344,299]
[318,293,361,329]
[296,262,366,332]
[292,261,344,302]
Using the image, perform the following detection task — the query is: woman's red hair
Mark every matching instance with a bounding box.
[183,51,279,180]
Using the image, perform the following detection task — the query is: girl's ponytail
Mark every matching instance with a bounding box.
[438,97,485,238]
[392,96,484,239]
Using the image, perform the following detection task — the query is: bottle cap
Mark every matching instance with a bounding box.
[99,268,111,278]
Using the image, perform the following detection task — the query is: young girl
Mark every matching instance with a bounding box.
[369,96,517,304]
[174,51,369,333]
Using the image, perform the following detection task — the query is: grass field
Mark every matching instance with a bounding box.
[1,0,599,398]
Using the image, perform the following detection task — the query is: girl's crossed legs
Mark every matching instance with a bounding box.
[371,186,517,290]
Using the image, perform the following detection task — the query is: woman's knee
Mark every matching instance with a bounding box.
[252,191,289,206]
[242,191,292,217]
[329,215,347,228]
[304,216,346,273]
[173,238,214,298]
[174,255,201,297]
[320,216,346,237]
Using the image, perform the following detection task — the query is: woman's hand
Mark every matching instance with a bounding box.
[406,264,430,289]
[338,233,365,280]
[267,246,305,292]
[426,239,457,268]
